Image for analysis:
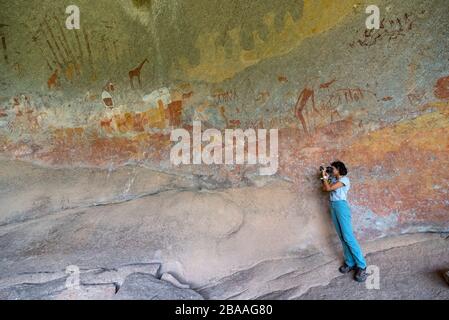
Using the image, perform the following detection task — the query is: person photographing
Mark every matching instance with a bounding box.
[320,161,368,282]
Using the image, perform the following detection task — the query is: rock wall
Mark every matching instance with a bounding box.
[0,0,448,297]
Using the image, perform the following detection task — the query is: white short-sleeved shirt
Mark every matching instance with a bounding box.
[330,176,350,201]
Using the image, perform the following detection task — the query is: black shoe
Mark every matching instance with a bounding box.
[354,267,368,282]
[339,263,356,274]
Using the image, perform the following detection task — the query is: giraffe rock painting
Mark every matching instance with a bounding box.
[128,58,149,89]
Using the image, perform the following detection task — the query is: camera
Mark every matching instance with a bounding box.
[319,165,333,176]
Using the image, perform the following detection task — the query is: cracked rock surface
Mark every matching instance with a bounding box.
[0,263,201,300]
[115,273,203,300]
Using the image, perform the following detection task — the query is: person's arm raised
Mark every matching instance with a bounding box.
[321,171,344,192]
[322,179,344,192]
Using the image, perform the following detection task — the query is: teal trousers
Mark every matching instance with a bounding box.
[330,200,367,269]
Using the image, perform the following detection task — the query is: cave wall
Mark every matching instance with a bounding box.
[0,0,448,242]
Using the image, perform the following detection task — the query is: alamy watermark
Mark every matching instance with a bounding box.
[366,5,381,30]
[170,121,279,176]
[65,265,80,290]
[365,265,380,290]
[65,5,80,30]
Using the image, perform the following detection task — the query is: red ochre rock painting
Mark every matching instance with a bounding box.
[99,100,184,134]
[278,103,449,229]
[434,75,449,99]
[24,127,172,166]
[1,96,448,239]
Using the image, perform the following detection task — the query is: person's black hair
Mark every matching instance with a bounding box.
[331,160,348,176]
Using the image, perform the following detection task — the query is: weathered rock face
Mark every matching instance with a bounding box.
[0,262,202,300]
[0,0,448,299]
